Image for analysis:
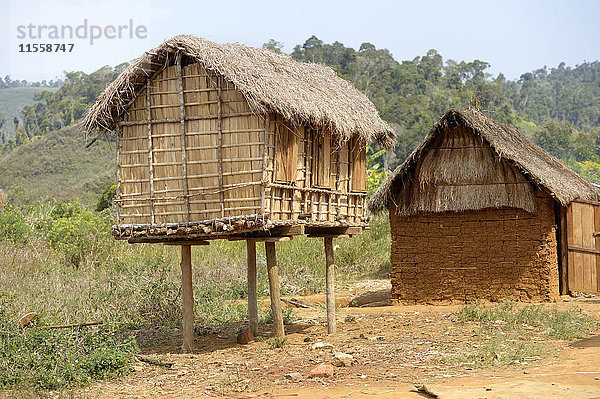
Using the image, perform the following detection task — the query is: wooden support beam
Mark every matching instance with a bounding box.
[146,86,155,224]
[229,236,293,243]
[180,245,194,352]
[324,237,336,334]
[164,240,210,246]
[307,234,349,239]
[176,53,190,220]
[217,77,225,218]
[265,242,284,338]
[115,125,122,225]
[247,240,259,336]
[305,226,363,236]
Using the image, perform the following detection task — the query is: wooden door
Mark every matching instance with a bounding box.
[566,200,600,294]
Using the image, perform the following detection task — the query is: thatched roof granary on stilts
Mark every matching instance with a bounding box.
[83,35,395,351]
[369,108,600,304]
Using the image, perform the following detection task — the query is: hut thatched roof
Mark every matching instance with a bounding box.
[369,108,600,213]
[83,35,395,149]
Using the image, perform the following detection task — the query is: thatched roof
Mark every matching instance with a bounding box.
[83,35,395,149]
[369,108,600,213]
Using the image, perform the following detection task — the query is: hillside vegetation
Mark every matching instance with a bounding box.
[0,86,57,138]
[0,127,113,206]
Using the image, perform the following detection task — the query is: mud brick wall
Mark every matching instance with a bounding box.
[389,193,560,304]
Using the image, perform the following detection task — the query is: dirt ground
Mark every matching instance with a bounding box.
[81,282,600,399]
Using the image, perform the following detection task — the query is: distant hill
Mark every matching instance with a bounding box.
[0,127,113,206]
[0,87,58,138]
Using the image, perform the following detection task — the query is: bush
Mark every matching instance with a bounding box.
[96,184,116,212]
[46,208,111,267]
[0,207,31,244]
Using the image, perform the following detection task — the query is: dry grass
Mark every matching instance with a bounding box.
[0,201,390,329]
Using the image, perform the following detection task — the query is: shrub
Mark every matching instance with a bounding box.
[0,207,31,244]
[46,209,111,267]
[96,184,116,212]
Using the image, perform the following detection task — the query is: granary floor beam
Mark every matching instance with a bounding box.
[246,240,259,336]
[265,241,285,338]
[180,245,194,353]
[324,237,336,334]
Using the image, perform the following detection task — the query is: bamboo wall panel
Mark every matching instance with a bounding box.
[120,87,150,224]
[350,139,367,192]
[151,66,185,223]
[265,119,366,226]
[275,116,299,183]
[115,60,367,229]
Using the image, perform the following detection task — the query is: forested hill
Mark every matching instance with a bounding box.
[284,37,600,172]
[2,36,600,199]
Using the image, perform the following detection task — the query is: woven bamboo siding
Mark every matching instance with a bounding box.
[266,118,367,226]
[117,61,263,225]
[115,59,367,232]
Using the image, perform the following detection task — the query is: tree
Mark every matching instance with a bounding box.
[262,39,284,53]
[534,120,574,159]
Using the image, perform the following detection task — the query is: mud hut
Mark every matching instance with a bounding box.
[84,35,394,350]
[369,108,600,304]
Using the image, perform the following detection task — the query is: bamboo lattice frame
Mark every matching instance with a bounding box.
[113,56,368,242]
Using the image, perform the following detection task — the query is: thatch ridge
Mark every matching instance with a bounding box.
[83,35,395,149]
[369,108,600,213]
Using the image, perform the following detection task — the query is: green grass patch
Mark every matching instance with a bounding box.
[0,294,138,391]
[443,302,600,368]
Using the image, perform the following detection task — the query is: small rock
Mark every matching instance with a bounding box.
[311,341,334,350]
[236,330,254,345]
[595,376,600,380]
[332,352,353,367]
[303,336,313,343]
[523,370,530,374]
[308,363,334,378]
[19,312,38,328]
[284,372,303,381]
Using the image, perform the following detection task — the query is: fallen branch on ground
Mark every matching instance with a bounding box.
[281,298,314,308]
[39,321,103,330]
[137,356,174,368]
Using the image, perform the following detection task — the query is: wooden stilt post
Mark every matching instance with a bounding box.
[247,240,259,336]
[265,242,284,338]
[180,245,194,352]
[324,237,336,334]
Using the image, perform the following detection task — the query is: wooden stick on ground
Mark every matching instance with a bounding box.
[324,237,336,334]
[265,242,284,338]
[280,298,314,308]
[247,240,259,336]
[39,321,103,330]
[180,245,194,353]
[137,356,174,368]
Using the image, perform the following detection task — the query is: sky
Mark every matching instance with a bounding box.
[1,0,599,82]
